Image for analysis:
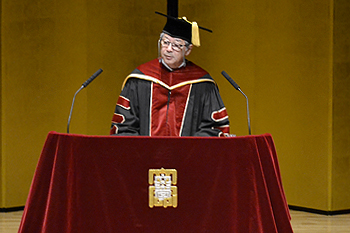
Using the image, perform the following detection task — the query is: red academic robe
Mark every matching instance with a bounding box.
[110,58,229,137]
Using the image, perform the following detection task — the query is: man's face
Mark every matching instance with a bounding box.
[160,34,193,69]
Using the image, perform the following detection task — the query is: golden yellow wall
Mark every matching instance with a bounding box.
[0,0,2,206]
[332,0,350,210]
[186,0,333,210]
[0,0,165,208]
[0,0,349,212]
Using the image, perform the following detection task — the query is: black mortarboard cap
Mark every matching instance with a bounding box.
[156,11,212,47]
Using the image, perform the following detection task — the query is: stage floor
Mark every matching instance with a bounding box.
[1,210,350,233]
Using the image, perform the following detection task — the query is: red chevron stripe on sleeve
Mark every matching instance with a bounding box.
[117,96,130,110]
[215,125,230,134]
[112,113,125,124]
[211,108,229,122]
[110,125,118,135]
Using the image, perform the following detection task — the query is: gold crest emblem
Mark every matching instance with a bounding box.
[149,168,177,208]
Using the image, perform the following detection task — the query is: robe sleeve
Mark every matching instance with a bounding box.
[193,84,230,137]
[110,79,141,136]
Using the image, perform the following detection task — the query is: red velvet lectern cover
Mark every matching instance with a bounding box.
[18,132,293,233]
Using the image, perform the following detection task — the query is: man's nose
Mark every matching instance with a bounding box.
[166,43,173,51]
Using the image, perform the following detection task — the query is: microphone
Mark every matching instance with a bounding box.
[221,71,251,135]
[82,68,103,88]
[67,69,103,133]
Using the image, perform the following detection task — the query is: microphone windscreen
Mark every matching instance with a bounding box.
[82,68,103,88]
[221,71,240,90]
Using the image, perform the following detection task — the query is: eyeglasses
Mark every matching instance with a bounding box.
[160,39,186,52]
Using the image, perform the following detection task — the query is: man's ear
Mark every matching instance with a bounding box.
[185,44,193,56]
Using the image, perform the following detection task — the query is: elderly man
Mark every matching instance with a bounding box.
[110,13,230,136]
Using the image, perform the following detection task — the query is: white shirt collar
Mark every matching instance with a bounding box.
[159,58,186,72]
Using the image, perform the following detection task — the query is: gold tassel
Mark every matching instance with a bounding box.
[192,21,200,47]
[181,17,201,47]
